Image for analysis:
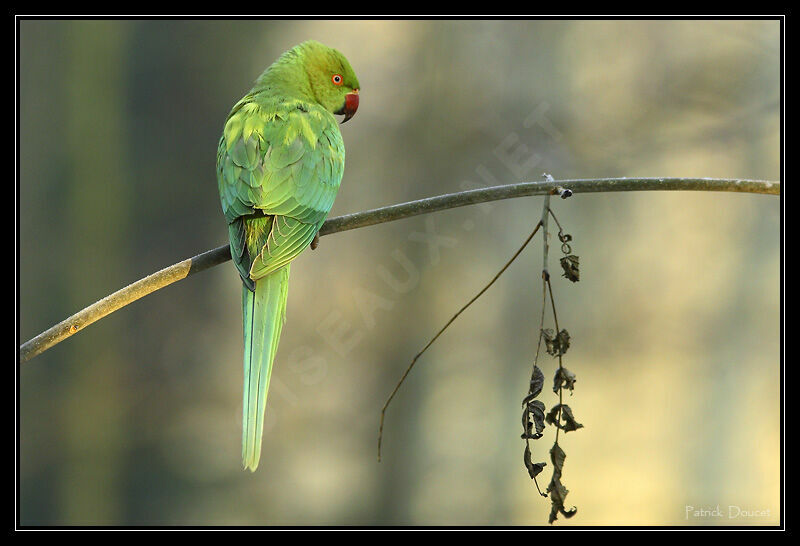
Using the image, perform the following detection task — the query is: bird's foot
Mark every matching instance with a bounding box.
[310,232,320,250]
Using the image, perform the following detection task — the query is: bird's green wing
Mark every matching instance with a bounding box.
[217,98,345,286]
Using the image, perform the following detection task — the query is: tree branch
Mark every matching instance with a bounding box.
[19,177,779,364]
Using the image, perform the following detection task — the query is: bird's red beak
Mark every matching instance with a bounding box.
[339,89,359,124]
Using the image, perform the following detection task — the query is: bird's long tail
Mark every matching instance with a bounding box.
[241,265,290,471]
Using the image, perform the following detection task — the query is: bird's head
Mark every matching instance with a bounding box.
[295,40,360,123]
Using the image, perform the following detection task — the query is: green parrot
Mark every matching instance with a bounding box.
[216,41,359,471]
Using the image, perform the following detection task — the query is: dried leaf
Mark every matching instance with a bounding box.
[560,255,579,282]
[523,443,547,481]
[558,405,583,433]
[545,404,584,433]
[550,443,566,478]
[521,400,546,440]
[546,443,578,523]
[548,481,578,523]
[553,367,577,394]
[528,364,544,399]
[542,329,571,357]
[521,364,546,439]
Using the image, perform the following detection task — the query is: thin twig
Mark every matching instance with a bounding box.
[538,192,560,444]
[548,208,564,234]
[377,220,543,461]
[547,277,565,444]
[525,232,550,497]
[541,192,552,279]
[532,269,548,373]
[20,177,779,363]
[323,177,777,237]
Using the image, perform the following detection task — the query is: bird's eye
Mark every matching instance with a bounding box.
[331,74,343,85]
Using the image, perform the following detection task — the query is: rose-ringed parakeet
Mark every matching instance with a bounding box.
[217,41,359,471]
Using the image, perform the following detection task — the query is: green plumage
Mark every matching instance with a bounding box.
[217,41,359,471]
[241,266,288,470]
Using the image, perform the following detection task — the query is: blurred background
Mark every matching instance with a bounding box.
[19,19,781,526]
